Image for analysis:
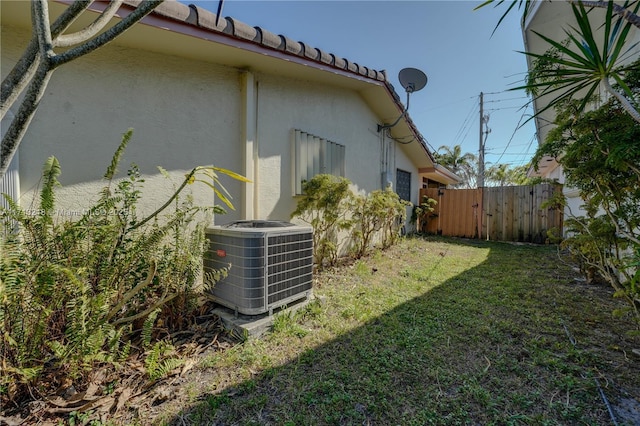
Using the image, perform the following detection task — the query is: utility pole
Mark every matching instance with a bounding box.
[478,92,490,188]
[478,92,485,188]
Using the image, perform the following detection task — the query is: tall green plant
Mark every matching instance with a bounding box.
[523,1,640,121]
[379,190,410,249]
[351,189,409,258]
[0,129,247,404]
[291,174,354,267]
[532,65,640,326]
[434,145,478,188]
[411,195,437,233]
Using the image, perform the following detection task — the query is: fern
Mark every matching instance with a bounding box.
[1,130,244,405]
[104,128,133,181]
[1,193,26,231]
[144,341,184,380]
[141,308,160,348]
[40,156,61,221]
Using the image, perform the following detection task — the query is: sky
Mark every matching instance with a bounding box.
[190,0,538,168]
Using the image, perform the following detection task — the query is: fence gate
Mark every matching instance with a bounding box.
[421,187,482,238]
[419,184,563,243]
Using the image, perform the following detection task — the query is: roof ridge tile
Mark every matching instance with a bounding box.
[186,4,227,32]
[256,26,283,50]
[225,17,258,41]
[279,35,303,55]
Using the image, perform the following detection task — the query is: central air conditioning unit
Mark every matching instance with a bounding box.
[204,220,314,315]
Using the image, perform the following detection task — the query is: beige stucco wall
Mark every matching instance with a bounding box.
[251,73,390,222]
[3,25,243,224]
[2,24,424,229]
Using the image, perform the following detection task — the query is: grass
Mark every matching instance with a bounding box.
[155,236,638,425]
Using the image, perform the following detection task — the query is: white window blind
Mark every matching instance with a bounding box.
[293,129,345,195]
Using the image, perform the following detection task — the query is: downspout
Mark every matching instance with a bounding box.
[380,128,391,190]
[241,70,257,220]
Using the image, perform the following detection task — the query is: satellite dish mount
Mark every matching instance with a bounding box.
[377,67,428,132]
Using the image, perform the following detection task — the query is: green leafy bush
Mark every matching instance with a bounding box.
[291,175,409,265]
[351,188,412,257]
[411,195,437,234]
[533,62,640,327]
[0,129,246,403]
[378,189,410,249]
[291,174,354,267]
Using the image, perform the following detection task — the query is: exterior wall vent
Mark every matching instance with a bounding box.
[204,220,313,315]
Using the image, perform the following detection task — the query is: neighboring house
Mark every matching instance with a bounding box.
[523,1,640,219]
[1,0,459,231]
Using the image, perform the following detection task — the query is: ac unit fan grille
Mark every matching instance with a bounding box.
[267,233,313,304]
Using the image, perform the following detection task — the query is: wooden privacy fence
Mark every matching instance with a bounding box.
[419,184,563,243]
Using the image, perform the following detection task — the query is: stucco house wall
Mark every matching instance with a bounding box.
[3,24,244,221]
[1,1,460,234]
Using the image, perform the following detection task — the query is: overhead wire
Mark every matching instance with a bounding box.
[429,90,537,166]
[493,99,531,165]
[452,99,479,148]
[483,95,530,103]
[516,133,537,166]
[454,106,479,149]
[386,130,417,145]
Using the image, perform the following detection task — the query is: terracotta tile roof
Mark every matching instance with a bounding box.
[127,0,388,82]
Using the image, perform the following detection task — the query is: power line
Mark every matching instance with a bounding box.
[516,133,537,166]
[452,99,479,147]
[486,105,528,112]
[493,102,530,165]
[483,96,530,103]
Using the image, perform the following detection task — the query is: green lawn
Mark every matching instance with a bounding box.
[160,236,639,425]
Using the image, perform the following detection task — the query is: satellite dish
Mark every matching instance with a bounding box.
[376,67,428,133]
[398,68,427,93]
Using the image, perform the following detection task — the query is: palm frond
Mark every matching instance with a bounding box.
[512,1,640,121]
[475,0,535,36]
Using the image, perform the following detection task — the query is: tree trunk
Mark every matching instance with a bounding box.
[1,64,53,175]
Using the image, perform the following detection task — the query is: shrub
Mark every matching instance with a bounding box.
[0,129,246,403]
[411,195,437,234]
[378,189,410,249]
[291,174,354,267]
[532,63,640,328]
[351,189,410,257]
[292,175,410,265]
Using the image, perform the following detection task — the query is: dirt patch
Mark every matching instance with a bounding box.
[1,308,240,426]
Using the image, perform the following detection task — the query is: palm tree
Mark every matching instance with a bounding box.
[477,0,640,123]
[435,145,478,188]
[485,163,510,186]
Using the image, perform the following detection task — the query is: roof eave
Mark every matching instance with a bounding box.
[419,164,463,186]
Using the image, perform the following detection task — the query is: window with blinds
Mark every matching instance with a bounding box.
[293,129,345,195]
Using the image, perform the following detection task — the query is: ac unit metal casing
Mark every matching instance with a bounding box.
[204,221,313,315]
